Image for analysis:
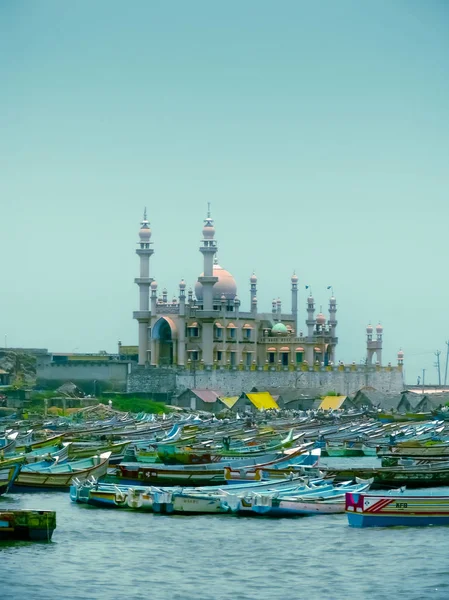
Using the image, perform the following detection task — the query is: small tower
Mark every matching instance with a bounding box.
[306,295,315,337]
[251,295,258,313]
[250,273,257,314]
[272,299,277,320]
[276,298,282,319]
[151,281,158,314]
[329,295,337,338]
[291,273,298,334]
[397,349,404,366]
[134,209,154,366]
[366,323,383,365]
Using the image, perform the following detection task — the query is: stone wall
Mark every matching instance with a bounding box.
[127,365,404,397]
[37,362,129,392]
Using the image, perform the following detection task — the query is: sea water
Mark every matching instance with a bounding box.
[1,490,449,600]
[2,458,449,600]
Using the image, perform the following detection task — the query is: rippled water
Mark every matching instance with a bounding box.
[2,487,449,600]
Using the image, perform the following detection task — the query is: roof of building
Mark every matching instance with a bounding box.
[194,264,237,300]
[190,389,222,403]
[319,395,347,410]
[0,369,8,375]
[245,392,279,410]
[219,396,240,409]
[271,323,288,334]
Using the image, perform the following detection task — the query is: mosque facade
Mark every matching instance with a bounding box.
[133,209,399,375]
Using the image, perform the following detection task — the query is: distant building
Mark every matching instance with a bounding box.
[133,208,339,369]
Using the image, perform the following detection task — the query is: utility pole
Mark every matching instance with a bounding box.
[435,350,442,386]
[444,340,449,386]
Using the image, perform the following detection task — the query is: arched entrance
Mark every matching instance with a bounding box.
[152,317,177,366]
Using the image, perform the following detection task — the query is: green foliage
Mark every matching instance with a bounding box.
[100,395,168,414]
[325,390,338,396]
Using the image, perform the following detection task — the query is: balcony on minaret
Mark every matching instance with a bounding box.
[133,310,151,320]
[134,277,152,285]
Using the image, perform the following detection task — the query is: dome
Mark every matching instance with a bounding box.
[366,324,373,333]
[291,273,298,283]
[329,296,336,305]
[307,296,314,304]
[150,280,158,290]
[139,225,151,240]
[179,279,186,290]
[316,313,326,325]
[397,349,404,358]
[202,217,215,240]
[271,323,289,335]
[376,324,383,332]
[195,263,237,301]
[250,273,257,284]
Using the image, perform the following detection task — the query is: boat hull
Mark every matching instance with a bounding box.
[346,492,449,527]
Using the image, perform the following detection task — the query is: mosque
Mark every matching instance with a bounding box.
[132,208,389,372]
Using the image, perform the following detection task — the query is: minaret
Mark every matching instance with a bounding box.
[329,296,337,337]
[375,324,383,365]
[305,295,315,364]
[272,299,277,321]
[178,280,186,366]
[306,295,315,337]
[197,205,218,365]
[250,273,257,314]
[150,281,158,366]
[235,295,241,365]
[291,273,298,334]
[134,209,154,366]
[276,298,282,320]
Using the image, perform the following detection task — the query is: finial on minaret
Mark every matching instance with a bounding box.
[207,202,211,218]
[143,207,147,220]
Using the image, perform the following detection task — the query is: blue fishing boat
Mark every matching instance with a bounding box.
[346,491,449,527]
[11,452,111,491]
[0,462,22,496]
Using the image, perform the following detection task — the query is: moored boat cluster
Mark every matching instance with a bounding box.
[3,403,449,536]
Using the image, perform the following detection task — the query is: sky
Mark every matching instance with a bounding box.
[1,0,449,384]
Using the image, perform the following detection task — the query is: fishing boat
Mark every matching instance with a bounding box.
[109,445,315,487]
[0,509,56,541]
[0,462,22,496]
[224,480,373,517]
[68,440,131,463]
[346,491,449,527]
[324,460,449,489]
[11,452,111,491]
[15,433,65,453]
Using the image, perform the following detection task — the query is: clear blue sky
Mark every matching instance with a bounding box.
[1,1,449,384]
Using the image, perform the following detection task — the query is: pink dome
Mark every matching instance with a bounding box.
[195,263,237,301]
[316,313,326,325]
[397,349,404,358]
[376,324,384,332]
[150,281,158,290]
